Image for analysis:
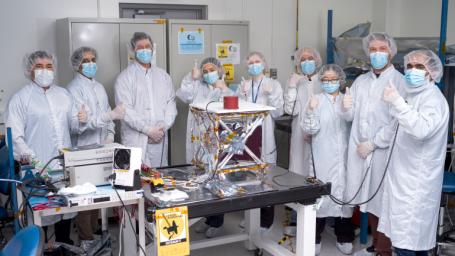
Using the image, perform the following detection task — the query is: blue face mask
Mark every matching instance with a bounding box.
[321,81,340,94]
[203,71,219,85]
[405,68,427,87]
[136,49,152,64]
[81,62,97,78]
[300,60,316,75]
[369,52,389,70]
[248,63,264,77]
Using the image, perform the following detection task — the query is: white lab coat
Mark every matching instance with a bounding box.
[341,66,406,216]
[176,72,235,163]
[115,62,177,167]
[67,74,115,146]
[5,83,74,166]
[284,74,321,176]
[5,82,76,225]
[378,82,449,251]
[302,93,353,218]
[237,76,283,164]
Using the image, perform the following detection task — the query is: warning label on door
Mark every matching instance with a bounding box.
[216,43,240,64]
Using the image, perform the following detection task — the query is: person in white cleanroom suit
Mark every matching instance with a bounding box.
[341,32,406,256]
[284,47,322,176]
[67,46,125,249]
[237,51,284,164]
[378,49,449,255]
[115,32,177,167]
[178,57,234,239]
[176,57,234,164]
[67,46,125,146]
[301,64,354,255]
[238,51,284,231]
[5,50,75,242]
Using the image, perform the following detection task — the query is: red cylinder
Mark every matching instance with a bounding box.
[223,96,239,109]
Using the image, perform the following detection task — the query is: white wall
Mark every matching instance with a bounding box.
[386,0,455,44]
[298,0,374,62]
[0,0,97,124]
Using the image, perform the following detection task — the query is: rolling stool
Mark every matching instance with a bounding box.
[437,171,455,254]
[0,225,44,256]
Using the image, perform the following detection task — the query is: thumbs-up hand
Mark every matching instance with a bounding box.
[308,94,319,112]
[78,104,88,123]
[383,80,399,103]
[214,74,227,90]
[191,59,201,80]
[240,76,251,95]
[263,80,273,95]
[342,87,353,111]
[289,73,303,88]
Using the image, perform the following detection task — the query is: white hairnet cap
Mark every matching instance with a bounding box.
[293,48,322,68]
[200,57,225,75]
[23,50,56,79]
[71,46,97,71]
[318,64,346,85]
[130,32,153,51]
[404,49,443,83]
[362,32,397,57]
[245,51,269,71]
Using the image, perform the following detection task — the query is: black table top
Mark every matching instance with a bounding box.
[144,165,331,218]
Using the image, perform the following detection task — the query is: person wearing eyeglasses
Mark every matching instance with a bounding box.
[378,49,449,256]
[302,64,354,255]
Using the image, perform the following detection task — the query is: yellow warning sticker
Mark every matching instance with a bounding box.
[156,206,190,256]
[217,44,229,59]
[223,64,235,82]
[216,43,241,65]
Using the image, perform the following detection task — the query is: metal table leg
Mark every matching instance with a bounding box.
[138,198,146,256]
[244,209,260,250]
[101,208,108,231]
[296,204,316,256]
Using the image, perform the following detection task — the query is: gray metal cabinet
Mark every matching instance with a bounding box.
[167,20,249,165]
[70,22,120,106]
